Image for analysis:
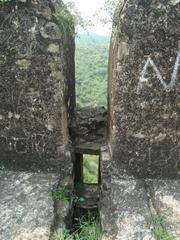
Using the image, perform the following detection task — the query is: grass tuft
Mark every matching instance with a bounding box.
[76,217,102,240]
[52,230,73,240]
[53,217,102,240]
[152,215,173,240]
[52,186,70,202]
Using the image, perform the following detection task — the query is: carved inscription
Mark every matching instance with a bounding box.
[0,133,49,156]
[137,50,180,93]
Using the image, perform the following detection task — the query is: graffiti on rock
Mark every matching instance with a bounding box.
[0,133,50,156]
[137,50,180,93]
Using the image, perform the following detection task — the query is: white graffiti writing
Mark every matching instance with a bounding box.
[137,50,180,93]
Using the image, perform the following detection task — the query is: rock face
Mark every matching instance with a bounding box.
[0,171,59,240]
[108,0,180,178]
[150,179,180,239]
[0,0,75,172]
[100,149,180,239]
[100,149,154,240]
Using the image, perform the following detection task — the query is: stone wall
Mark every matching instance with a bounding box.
[108,0,180,178]
[0,0,75,172]
[71,107,107,154]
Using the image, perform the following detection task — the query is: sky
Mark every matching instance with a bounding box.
[63,0,112,36]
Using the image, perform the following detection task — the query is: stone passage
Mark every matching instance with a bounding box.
[0,0,75,172]
[72,107,107,227]
[0,0,180,239]
[108,0,180,178]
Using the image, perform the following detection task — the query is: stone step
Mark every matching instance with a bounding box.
[100,177,155,240]
[0,171,72,240]
[74,183,99,218]
[100,176,180,240]
[148,179,180,239]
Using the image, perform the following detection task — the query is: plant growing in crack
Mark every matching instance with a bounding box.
[53,2,92,36]
[53,217,102,240]
[151,215,173,240]
[52,230,73,240]
[52,186,70,202]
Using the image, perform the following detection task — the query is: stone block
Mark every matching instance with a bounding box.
[108,0,180,178]
[0,0,75,172]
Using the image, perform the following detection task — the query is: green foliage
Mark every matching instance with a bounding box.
[65,1,92,32]
[83,155,99,184]
[98,0,123,24]
[53,217,102,240]
[53,230,73,240]
[53,4,74,34]
[52,187,70,202]
[152,216,173,240]
[53,2,92,35]
[74,217,102,240]
[76,33,110,107]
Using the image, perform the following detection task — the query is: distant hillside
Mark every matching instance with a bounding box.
[75,33,110,107]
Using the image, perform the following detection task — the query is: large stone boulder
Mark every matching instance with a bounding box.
[0,0,75,172]
[0,171,59,240]
[108,0,180,178]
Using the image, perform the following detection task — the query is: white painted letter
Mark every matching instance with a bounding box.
[137,50,180,93]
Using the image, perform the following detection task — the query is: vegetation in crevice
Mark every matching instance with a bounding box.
[52,186,70,202]
[151,215,173,240]
[53,2,92,36]
[52,4,75,35]
[53,217,102,240]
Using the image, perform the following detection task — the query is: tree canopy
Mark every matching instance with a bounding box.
[76,33,110,107]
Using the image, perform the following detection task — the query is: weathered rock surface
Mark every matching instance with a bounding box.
[100,148,180,240]
[100,148,154,239]
[100,147,113,235]
[0,0,75,172]
[100,175,180,240]
[110,178,154,240]
[108,0,180,177]
[0,171,60,240]
[100,178,154,239]
[150,179,180,239]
